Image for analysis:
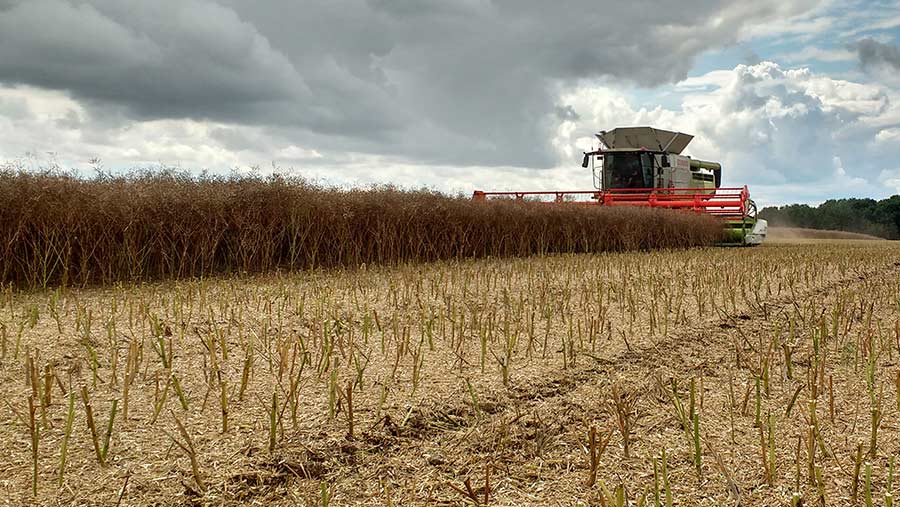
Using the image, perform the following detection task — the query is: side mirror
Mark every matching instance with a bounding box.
[661,154,669,167]
[582,153,590,168]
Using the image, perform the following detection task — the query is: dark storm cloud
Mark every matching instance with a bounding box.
[855,38,900,70]
[555,105,581,122]
[0,2,302,114]
[0,0,820,167]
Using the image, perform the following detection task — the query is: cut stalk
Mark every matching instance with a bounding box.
[171,416,205,493]
[219,377,228,433]
[100,399,118,463]
[28,396,39,497]
[653,457,660,507]
[692,412,701,477]
[268,391,278,452]
[767,413,776,483]
[81,386,104,465]
[346,381,354,439]
[853,442,864,502]
[865,462,873,507]
[887,456,895,507]
[754,376,761,428]
[661,448,673,507]
[172,374,189,411]
[58,391,75,486]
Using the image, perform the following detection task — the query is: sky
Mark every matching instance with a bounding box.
[1,0,900,206]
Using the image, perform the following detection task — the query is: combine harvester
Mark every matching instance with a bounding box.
[473,126,767,246]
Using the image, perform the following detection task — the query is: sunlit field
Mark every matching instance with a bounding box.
[3,238,900,505]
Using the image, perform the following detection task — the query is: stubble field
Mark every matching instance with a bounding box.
[2,238,900,506]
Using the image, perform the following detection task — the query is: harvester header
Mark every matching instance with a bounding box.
[473,126,767,246]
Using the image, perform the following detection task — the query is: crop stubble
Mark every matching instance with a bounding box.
[1,240,899,505]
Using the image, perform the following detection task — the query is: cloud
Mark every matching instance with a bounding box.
[851,38,900,90]
[0,0,822,168]
[0,1,314,121]
[855,38,900,70]
[875,127,900,144]
[844,13,900,37]
[880,169,900,194]
[739,13,835,41]
[778,46,856,64]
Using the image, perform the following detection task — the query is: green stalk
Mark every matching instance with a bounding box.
[815,464,826,505]
[767,413,776,482]
[100,399,118,462]
[653,459,661,507]
[28,396,39,497]
[81,387,103,465]
[693,412,701,476]
[754,376,761,428]
[321,482,330,507]
[58,391,75,486]
[662,448,673,507]
[328,369,337,420]
[150,377,171,424]
[172,375,189,410]
[220,378,228,433]
[239,341,253,401]
[269,391,277,452]
[887,456,895,507]
[688,378,696,425]
[853,442,863,502]
[865,462,873,507]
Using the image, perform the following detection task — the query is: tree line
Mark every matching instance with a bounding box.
[759,196,900,239]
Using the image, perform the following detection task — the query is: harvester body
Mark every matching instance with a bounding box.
[473,127,767,246]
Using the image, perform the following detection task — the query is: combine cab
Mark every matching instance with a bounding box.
[473,126,767,246]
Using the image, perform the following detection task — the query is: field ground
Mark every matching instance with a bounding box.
[2,238,900,506]
[767,226,885,241]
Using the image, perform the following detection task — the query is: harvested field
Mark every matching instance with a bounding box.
[768,227,886,241]
[3,238,900,505]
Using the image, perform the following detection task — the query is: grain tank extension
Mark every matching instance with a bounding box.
[473,127,767,246]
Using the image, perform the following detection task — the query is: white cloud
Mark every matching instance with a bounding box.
[0,85,298,171]
[781,68,888,116]
[737,4,835,42]
[845,13,900,37]
[875,127,900,144]
[879,169,900,195]
[676,70,736,90]
[277,145,324,161]
[778,46,856,63]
